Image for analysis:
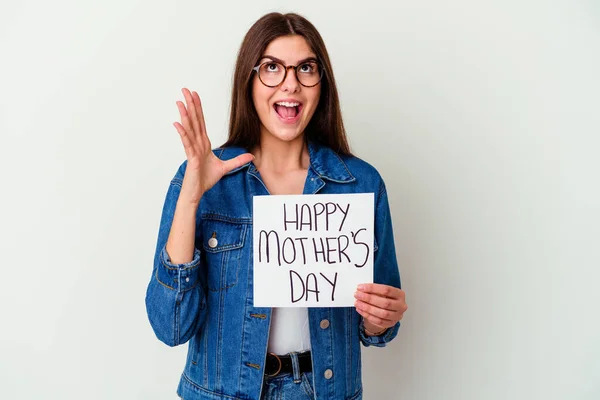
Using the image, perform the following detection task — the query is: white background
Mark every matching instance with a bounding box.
[1,0,599,399]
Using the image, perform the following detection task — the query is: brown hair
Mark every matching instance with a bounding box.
[221,12,352,156]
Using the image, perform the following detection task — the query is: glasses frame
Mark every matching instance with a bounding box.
[252,60,324,88]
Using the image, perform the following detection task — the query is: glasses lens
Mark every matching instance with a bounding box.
[258,62,286,86]
[296,62,322,86]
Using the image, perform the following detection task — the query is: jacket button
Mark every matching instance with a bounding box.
[208,232,218,248]
[320,319,330,329]
[324,369,333,379]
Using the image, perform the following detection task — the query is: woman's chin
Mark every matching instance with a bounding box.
[263,126,304,142]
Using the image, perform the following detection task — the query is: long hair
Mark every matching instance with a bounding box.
[221,12,352,156]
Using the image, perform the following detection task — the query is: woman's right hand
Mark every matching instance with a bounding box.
[173,88,254,204]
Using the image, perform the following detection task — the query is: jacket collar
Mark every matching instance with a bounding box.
[217,140,355,183]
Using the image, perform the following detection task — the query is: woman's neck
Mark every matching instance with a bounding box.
[251,134,310,175]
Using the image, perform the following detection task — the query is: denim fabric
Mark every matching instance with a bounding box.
[261,372,315,400]
[260,352,315,400]
[145,140,402,400]
[261,352,315,400]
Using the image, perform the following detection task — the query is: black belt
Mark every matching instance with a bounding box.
[264,351,312,377]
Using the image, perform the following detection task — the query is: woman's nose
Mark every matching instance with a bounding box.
[280,67,300,93]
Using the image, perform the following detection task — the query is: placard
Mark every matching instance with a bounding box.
[253,193,374,307]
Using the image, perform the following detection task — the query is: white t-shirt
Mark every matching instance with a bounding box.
[267,307,312,355]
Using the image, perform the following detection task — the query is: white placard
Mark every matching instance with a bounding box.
[253,193,374,307]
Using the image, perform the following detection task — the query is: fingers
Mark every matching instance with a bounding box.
[173,122,194,159]
[175,88,211,158]
[222,153,255,174]
[354,290,400,312]
[354,298,402,322]
[191,91,207,137]
[355,308,394,328]
[357,283,404,300]
[176,101,194,136]
[354,284,407,326]
[182,88,202,139]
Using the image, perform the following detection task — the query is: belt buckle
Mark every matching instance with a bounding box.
[265,352,282,377]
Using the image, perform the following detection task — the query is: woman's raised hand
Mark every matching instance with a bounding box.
[173,88,254,204]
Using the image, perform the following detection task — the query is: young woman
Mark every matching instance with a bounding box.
[145,12,408,400]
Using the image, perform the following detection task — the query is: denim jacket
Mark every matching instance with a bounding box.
[145,140,402,400]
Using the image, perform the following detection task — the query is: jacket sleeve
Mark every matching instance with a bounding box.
[145,161,207,347]
[359,178,402,347]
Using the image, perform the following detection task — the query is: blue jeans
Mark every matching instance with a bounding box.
[261,352,315,400]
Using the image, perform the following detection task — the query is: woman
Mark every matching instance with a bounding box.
[145,12,407,400]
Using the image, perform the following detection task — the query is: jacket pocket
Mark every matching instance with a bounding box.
[201,216,248,291]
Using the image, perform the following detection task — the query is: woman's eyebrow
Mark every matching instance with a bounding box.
[260,55,318,64]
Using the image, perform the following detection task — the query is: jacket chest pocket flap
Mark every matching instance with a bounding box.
[201,218,248,291]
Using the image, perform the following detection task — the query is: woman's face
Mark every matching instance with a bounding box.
[252,35,321,143]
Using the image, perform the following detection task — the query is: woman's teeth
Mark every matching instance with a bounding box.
[275,101,300,107]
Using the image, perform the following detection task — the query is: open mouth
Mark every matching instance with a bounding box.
[273,101,303,123]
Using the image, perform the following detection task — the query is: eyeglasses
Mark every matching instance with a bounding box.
[252,60,324,88]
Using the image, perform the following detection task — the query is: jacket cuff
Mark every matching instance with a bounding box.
[156,247,201,292]
[359,318,400,347]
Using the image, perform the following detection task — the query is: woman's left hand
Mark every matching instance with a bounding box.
[354,283,408,334]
